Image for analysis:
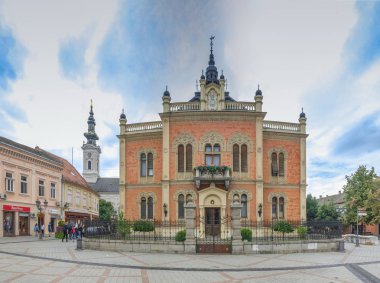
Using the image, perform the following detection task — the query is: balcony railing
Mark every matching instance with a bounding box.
[225,101,255,111]
[263,121,300,132]
[170,102,200,112]
[126,121,163,133]
[194,166,231,189]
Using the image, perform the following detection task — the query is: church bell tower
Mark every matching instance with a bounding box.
[82,100,101,183]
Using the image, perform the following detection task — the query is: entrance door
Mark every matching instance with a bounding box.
[205,208,220,237]
[19,214,29,236]
[3,212,14,237]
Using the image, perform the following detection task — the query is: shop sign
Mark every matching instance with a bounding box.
[3,205,30,212]
[49,209,59,214]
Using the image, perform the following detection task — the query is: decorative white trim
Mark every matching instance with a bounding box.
[199,131,225,151]
[172,133,196,151]
[173,189,197,202]
[228,189,252,201]
[267,192,289,203]
[267,148,288,184]
[136,149,158,159]
[136,192,157,204]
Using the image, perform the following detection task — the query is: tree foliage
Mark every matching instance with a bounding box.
[343,165,377,224]
[306,194,318,220]
[273,221,294,239]
[99,199,115,221]
[365,179,380,224]
[316,202,340,221]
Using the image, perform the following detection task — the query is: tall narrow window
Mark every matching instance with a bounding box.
[140,153,146,177]
[186,194,192,204]
[21,176,27,194]
[271,153,278,176]
[5,172,14,192]
[147,197,154,219]
[38,180,45,196]
[241,194,248,218]
[233,144,239,172]
[279,197,284,219]
[279,153,284,177]
[272,197,278,219]
[147,153,153,176]
[178,145,184,172]
[205,144,212,152]
[50,183,56,199]
[186,144,192,172]
[178,194,185,219]
[214,144,220,152]
[241,144,248,172]
[68,191,72,204]
[141,197,147,219]
[88,160,92,170]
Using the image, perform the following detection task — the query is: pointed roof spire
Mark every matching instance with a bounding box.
[120,108,126,119]
[300,107,306,118]
[84,100,99,145]
[206,35,219,84]
[256,84,262,96]
[163,85,170,97]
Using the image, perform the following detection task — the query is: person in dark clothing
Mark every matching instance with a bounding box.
[78,225,83,239]
[62,222,68,242]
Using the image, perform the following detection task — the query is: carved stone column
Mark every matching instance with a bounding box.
[184,198,196,253]
[231,195,243,254]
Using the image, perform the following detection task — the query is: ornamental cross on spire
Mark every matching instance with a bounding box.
[210,35,215,54]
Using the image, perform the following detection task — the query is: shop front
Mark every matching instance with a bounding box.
[65,210,91,226]
[49,209,59,232]
[3,205,31,237]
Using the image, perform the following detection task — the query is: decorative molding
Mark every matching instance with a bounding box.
[267,192,289,202]
[136,148,158,159]
[136,192,157,203]
[228,189,252,202]
[266,148,289,158]
[267,147,288,184]
[172,133,196,151]
[227,133,254,152]
[173,189,197,202]
[199,131,225,151]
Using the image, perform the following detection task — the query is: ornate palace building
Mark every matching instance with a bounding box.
[118,39,308,227]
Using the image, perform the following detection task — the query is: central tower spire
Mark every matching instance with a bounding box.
[206,35,219,85]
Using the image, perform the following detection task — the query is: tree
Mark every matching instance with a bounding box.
[99,199,114,221]
[273,221,294,240]
[343,165,377,224]
[306,194,318,220]
[316,201,339,221]
[365,179,380,224]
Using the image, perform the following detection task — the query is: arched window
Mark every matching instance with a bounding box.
[272,197,278,219]
[147,197,154,219]
[147,153,153,176]
[141,197,147,219]
[186,144,192,172]
[241,144,248,172]
[205,144,212,152]
[213,144,220,152]
[241,194,248,218]
[88,160,92,170]
[186,194,192,204]
[178,145,184,172]
[233,144,239,172]
[279,153,284,177]
[140,154,146,177]
[178,194,185,219]
[271,153,278,176]
[279,197,284,219]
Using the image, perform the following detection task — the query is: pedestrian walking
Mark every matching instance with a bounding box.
[41,224,45,237]
[34,223,38,237]
[78,224,83,239]
[68,223,73,240]
[62,222,68,242]
[48,222,52,237]
[72,226,76,242]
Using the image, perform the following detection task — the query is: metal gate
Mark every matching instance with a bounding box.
[196,208,232,253]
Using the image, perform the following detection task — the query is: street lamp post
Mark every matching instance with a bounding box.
[356,207,359,247]
[35,199,48,239]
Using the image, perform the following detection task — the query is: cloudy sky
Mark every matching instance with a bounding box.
[1,0,379,198]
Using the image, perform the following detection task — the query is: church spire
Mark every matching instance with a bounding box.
[84,99,99,145]
[206,35,219,85]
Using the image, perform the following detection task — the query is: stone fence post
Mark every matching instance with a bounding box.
[231,195,243,254]
[184,199,196,253]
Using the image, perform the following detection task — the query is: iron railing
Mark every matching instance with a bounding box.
[240,220,342,242]
[83,219,186,241]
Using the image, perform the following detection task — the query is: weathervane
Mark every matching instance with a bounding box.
[210,35,215,54]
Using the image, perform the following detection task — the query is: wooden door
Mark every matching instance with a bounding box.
[205,208,220,236]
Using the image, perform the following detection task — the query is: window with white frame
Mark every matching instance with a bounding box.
[272,196,285,220]
[5,172,14,192]
[50,182,56,199]
[38,180,45,196]
[20,175,28,194]
[67,191,72,204]
[76,193,80,206]
[83,195,87,207]
[205,143,220,166]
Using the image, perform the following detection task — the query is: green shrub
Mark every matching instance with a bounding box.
[273,221,294,240]
[175,230,186,242]
[117,212,132,237]
[55,231,63,239]
[133,220,155,232]
[297,226,307,239]
[241,228,252,242]
[58,220,65,227]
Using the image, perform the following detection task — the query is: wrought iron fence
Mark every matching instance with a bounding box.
[240,220,342,242]
[83,219,186,241]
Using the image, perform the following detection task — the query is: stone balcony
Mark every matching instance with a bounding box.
[194,166,231,190]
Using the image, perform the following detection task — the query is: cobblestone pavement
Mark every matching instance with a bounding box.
[0,237,379,282]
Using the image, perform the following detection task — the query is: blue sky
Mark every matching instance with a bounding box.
[0,0,379,197]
